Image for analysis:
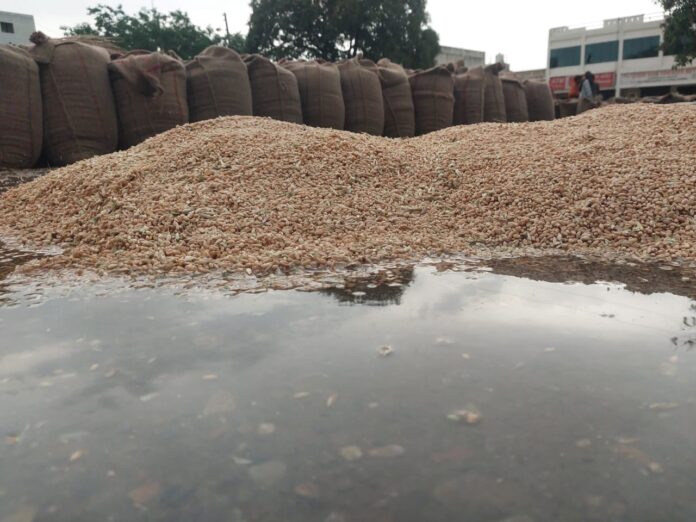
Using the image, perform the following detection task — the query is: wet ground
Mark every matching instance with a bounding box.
[1,171,696,521]
[1,247,695,522]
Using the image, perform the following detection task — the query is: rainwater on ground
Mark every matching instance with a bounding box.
[1,172,696,522]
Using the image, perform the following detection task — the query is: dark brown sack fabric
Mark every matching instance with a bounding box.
[281,60,344,129]
[0,45,42,168]
[244,54,302,124]
[109,52,189,149]
[500,75,529,123]
[29,33,118,166]
[481,64,506,123]
[658,92,687,104]
[559,99,579,117]
[577,97,600,114]
[453,67,484,125]
[409,66,454,135]
[523,80,555,121]
[186,46,252,123]
[376,59,414,137]
[337,58,384,135]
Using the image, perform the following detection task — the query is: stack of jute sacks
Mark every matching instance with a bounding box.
[0,34,555,170]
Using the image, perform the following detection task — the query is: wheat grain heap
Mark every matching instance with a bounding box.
[0,104,694,275]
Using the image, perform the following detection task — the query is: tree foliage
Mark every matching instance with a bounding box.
[658,0,696,65]
[246,0,440,69]
[62,4,246,59]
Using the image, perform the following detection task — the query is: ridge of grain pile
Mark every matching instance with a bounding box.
[29,32,118,166]
[0,45,42,169]
[244,54,303,124]
[281,60,345,129]
[409,65,455,135]
[186,46,253,123]
[109,51,189,149]
[338,58,384,135]
[375,59,415,138]
[0,105,694,276]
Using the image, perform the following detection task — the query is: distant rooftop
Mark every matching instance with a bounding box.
[550,12,665,35]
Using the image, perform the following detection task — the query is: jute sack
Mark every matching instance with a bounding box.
[453,67,484,125]
[376,59,415,137]
[109,51,189,149]
[500,74,529,122]
[523,80,555,121]
[29,32,118,166]
[244,54,302,124]
[0,45,42,168]
[409,66,454,135]
[481,64,506,123]
[186,46,252,123]
[337,58,384,135]
[559,99,579,117]
[281,60,344,129]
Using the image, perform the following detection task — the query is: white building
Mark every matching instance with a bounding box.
[547,13,696,97]
[435,45,485,68]
[0,11,36,45]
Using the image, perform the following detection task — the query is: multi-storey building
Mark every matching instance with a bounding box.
[547,13,696,98]
[0,11,36,46]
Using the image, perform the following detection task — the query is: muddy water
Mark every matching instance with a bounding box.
[0,252,695,522]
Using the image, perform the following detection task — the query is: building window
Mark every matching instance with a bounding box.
[550,46,581,68]
[585,40,619,64]
[623,36,660,60]
[0,22,14,33]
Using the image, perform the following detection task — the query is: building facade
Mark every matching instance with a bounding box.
[0,11,36,45]
[547,13,696,97]
[435,45,485,68]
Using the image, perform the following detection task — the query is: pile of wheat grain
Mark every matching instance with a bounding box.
[0,104,694,275]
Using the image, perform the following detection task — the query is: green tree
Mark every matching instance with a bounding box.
[246,0,440,69]
[657,0,696,65]
[62,4,246,59]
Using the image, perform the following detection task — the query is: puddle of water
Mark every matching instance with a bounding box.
[0,257,695,522]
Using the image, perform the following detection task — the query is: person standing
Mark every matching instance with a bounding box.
[568,75,581,98]
[577,71,598,114]
[580,72,594,100]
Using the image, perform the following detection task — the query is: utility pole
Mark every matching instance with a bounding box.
[223,13,231,47]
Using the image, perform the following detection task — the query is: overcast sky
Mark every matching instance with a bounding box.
[6,0,661,70]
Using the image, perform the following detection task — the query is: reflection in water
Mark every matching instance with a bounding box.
[488,255,696,300]
[0,264,695,522]
[319,267,414,306]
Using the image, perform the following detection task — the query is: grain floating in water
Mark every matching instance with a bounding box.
[0,104,694,276]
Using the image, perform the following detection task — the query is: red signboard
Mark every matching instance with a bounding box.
[594,72,616,89]
[549,72,616,92]
[549,76,568,91]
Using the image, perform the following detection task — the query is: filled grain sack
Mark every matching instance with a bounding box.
[558,99,579,118]
[482,64,507,123]
[453,67,485,125]
[577,97,601,114]
[0,45,42,169]
[375,59,415,138]
[109,51,188,149]
[338,58,384,135]
[244,54,302,124]
[500,74,529,123]
[409,66,455,135]
[186,46,252,123]
[523,80,555,121]
[281,60,344,129]
[29,32,118,166]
